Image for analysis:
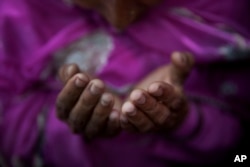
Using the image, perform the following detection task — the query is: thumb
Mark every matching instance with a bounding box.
[169,52,195,85]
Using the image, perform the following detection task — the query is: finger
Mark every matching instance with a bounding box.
[69,79,105,133]
[147,81,176,105]
[104,96,123,136]
[129,89,170,127]
[56,73,89,120]
[84,93,114,138]
[120,113,137,132]
[122,101,155,133]
[148,81,187,112]
[112,96,123,112]
[169,52,195,85]
[58,64,80,84]
[104,110,121,136]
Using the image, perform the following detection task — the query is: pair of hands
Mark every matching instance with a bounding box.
[56,52,194,139]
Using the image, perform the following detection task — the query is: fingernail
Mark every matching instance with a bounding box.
[90,83,102,95]
[75,74,88,88]
[131,90,146,104]
[123,102,136,116]
[152,85,163,96]
[101,93,112,106]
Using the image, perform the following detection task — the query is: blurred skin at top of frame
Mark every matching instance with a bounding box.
[73,0,163,30]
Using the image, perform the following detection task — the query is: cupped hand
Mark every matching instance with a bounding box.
[56,64,122,139]
[120,52,195,133]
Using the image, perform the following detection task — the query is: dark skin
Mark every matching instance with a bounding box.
[120,52,194,132]
[56,52,194,139]
[72,0,163,29]
[57,66,122,138]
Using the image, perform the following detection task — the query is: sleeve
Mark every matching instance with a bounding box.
[152,98,242,165]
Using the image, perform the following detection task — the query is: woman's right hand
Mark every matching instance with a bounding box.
[56,64,121,140]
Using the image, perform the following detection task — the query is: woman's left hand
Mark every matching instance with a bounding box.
[120,52,195,133]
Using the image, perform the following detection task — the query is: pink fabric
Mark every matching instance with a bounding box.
[0,0,249,166]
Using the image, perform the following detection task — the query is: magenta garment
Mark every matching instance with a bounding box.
[0,0,250,166]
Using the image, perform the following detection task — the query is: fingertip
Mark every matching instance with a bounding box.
[122,101,136,116]
[105,112,121,137]
[130,89,146,104]
[148,82,163,96]
[171,52,185,68]
[171,52,194,71]
[58,64,64,75]
[89,79,105,95]
[120,113,129,124]
[109,111,119,120]
[148,82,174,98]
[119,112,137,132]
[61,64,80,83]
[58,64,67,82]
[169,52,195,85]
[74,73,89,88]
[67,64,79,77]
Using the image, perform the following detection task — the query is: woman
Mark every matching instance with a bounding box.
[0,0,249,166]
